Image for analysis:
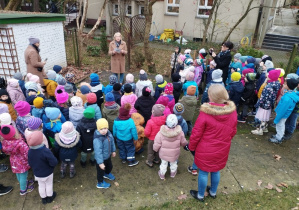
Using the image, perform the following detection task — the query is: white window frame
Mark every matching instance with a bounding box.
[139,5,145,17]
[126,5,132,17]
[166,0,180,15]
[197,0,213,19]
[112,4,119,16]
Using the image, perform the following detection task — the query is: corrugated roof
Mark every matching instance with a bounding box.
[0,12,66,24]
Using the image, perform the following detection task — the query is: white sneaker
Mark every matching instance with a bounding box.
[251,129,263,135]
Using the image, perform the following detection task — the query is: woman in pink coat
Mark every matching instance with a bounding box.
[6,78,25,106]
[188,84,237,202]
[121,84,137,115]
[153,114,188,180]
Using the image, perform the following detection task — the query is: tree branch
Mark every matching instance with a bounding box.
[86,0,107,38]
[202,0,218,45]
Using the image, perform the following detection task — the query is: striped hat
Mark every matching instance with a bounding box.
[27,117,42,130]
[173,103,184,115]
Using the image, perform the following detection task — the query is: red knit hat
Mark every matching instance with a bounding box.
[86,93,97,104]
[0,125,16,139]
[164,83,173,95]
[119,103,131,120]
[27,131,43,146]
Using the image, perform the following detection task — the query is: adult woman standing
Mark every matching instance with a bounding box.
[109,32,127,84]
[188,84,237,202]
[24,37,47,87]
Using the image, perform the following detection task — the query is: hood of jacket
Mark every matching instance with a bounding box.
[137,80,152,87]
[173,82,182,91]
[69,107,84,121]
[55,132,80,148]
[287,91,299,103]
[131,113,145,126]
[157,80,167,88]
[160,125,182,138]
[2,138,19,155]
[200,101,236,121]
[79,117,97,130]
[90,84,103,92]
[151,115,167,126]
[103,105,120,114]
[114,118,134,130]
[93,129,113,140]
[43,79,55,86]
[230,81,244,93]
[245,63,255,69]
[122,93,137,104]
[181,96,197,106]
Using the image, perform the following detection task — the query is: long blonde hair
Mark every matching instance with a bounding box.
[208,84,229,104]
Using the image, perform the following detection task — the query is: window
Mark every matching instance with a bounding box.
[197,0,213,18]
[139,5,145,16]
[166,0,180,14]
[112,4,132,16]
[113,4,118,16]
[126,5,132,16]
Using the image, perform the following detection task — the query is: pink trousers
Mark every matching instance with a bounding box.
[35,173,53,198]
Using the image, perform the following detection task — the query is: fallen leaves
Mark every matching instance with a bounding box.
[275,187,282,193]
[273,154,281,161]
[52,204,62,210]
[276,182,288,188]
[114,182,119,187]
[257,180,262,187]
[222,191,228,195]
[264,183,273,190]
[177,194,187,200]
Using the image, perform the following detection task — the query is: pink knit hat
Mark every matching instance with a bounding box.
[86,93,97,104]
[14,101,31,117]
[187,72,195,81]
[59,121,77,144]
[268,69,281,82]
[7,78,19,88]
[164,83,173,95]
[0,125,16,139]
[27,131,43,146]
[27,117,42,130]
[56,89,69,104]
[27,73,40,83]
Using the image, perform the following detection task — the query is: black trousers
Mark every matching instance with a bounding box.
[96,157,113,183]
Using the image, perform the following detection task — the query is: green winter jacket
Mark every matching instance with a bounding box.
[179,95,197,121]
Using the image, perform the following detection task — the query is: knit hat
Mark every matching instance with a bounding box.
[142,86,151,97]
[57,77,66,85]
[59,121,77,144]
[71,96,83,108]
[173,103,184,115]
[56,90,69,104]
[276,68,285,77]
[246,73,256,81]
[234,53,242,60]
[262,55,272,63]
[27,131,43,146]
[240,56,248,63]
[155,74,164,84]
[113,83,122,91]
[210,60,217,67]
[199,48,207,57]
[255,58,262,66]
[80,85,91,94]
[90,73,100,84]
[231,72,241,81]
[13,72,23,80]
[45,107,60,120]
[86,93,97,104]
[179,54,186,62]
[109,74,117,85]
[27,73,39,83]
[14,101,30,117]
[286,78,299,90]
[231,62,242,71]
[152,104,165,117]
[53,65,62,73]
[65,72,75,83]
[33,97,44,108]
[46,70,57,80]
[187,72,195,81]
[187,85,196,96]
[139,69,148,81]
[105,92,115,102]
[29,37,40,45]
[166,114,178,128]
[83,107,95,119]
[96,118,109,130]
[27,117,42,130]
[0,89,9,98]
[172,73,181,82]
[26,82,38,92]
[0,104,8,114]
[43,99,55,108]
[184,49,191,54]
[246,57,256,64]
[184,58,194,66]
[7,78,19,88]
[124,84,132,93]
[126,73,134,83]
[26,95,37,105]
[119,103,131,120]
[268,69,281,81]
[0,113,12,125]
[265,60,274,70]
[286,73,299,80]
[212,69,223,82]
[164,83,173,94]
[64,83,73,94]
[0,125,16,139]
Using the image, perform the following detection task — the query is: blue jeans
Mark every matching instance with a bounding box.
[192,161,198,170]
[117,139,135,161]
[114,73,124,84]
[16,171,28,191]
[197,169,220,198]
[285,112,299,134]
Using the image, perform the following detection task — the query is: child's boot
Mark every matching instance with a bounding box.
[96,181,111,189]
[158,170,165,180]
[46,191,57,203]
[128,160,139,167]
[89,159,96,166]
[80,161,86,168]
[60,170,66,178]
[251,123,263,135]
[170,170,177,178]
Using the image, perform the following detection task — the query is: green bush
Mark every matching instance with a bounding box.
[292,56,299,72]
[132,48,145,68]
[87,46,101,57]
[99,27,109,54]
[237,47,264,58]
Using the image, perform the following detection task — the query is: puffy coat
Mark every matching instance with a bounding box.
[16,116,31,139]
[189,101,237,172]
[121,82,136,94]
[94,130,116,164]
[153,125,187,162]
[43,79,58,97]
[69,107,84,128]
[32,107,44,119]
[131,113,145,152]
[112,91,122,106]
[6,84,25,106]
[228,81,244,106]
[134,95,155,125]
[256,81,281,110]
[154,80,167,100]
[156,95,175,116]
[179,96,197,121]
[25,128,49,148]
[102,104,120,132]
[182,81,198,96]
[113,118,138,141]
[0,101,17,121]
[144,115,167,140]
[135,80,155,97]
[176,115,188,136]
[84,103,102,120]
[1,137,30,173]
[90,83,104,109]
[121,93,138,115]
[76,117,97,153]
[240,81,255,106]
[194,65,204,86]
[19,80,27,97]
[173,82,182,103]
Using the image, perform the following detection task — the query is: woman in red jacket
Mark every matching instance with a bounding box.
[189,84,237,202]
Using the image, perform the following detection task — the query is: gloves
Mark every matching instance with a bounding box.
[184,144,190,151]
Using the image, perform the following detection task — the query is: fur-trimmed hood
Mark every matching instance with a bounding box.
[54,132,80,148]
[160,125,182,138]
[200,101,236,118]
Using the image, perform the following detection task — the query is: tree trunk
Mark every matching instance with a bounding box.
[33,0,39,12]
[202,0,218,45]
[86,0,107,38]
[118,0,126,37]
[0,0,5,9]
[79,0,88,34]
[210,0,221,42]
[4,0,22,10]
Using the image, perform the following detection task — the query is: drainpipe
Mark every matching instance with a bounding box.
[253,0,264,47]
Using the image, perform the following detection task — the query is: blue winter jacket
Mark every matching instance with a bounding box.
[176,115,188,136]
[274,91,299,124]
[201,81,224,104]
[93,130,116,164]
[121,83,136,94]
[32,107,44,119]
[19,80,26,97]
[113,117,138,141]
[182,81,198,96]
[241,63,255,73]
[84,103,102,120]
[229,81,244,106]
[256,71,266,92]
[154,80,167,100]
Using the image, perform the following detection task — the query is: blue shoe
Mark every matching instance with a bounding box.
[96,181,111,189]
[268,137,282,144]
[103,173,115,181]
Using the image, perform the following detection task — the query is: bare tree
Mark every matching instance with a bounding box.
[202,0,218,45]
[4,0,22,10]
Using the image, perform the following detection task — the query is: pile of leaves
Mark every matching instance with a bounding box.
[60,65,102,84]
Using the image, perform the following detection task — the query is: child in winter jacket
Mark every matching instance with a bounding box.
[121,73,136,94]
[144,104,167,167]
[180,66,195,83]
[90,73,104,109]
[102,93,120,132]
[131,113,145,154]
[228,72,244,107]
[76,82,91,105]
[182,72,198,96]
[134,86,155,125]
[65,72,77,93]
[171,73,182,103]
[0,89,17,121]
[32,97,44,119]
[241,56,256,73]
[69,96,84,128]
[55,90,69,121]
[13,72,26,97]
[135,69,155,97]
[14,101,32,138]
[173,103,188,135]
[6,78,25,106]
[25,116,49,148]
[179,86,197,136]
[241,68,254,86]
[53,65,63,82]
[44,107,63,147]
[113,103,139,167]
[43,70,58,101]
[94,118,116,189]
[154,74,167,100]
[112,83,122,106]
[77,107,97,168]
[269,78,299,144]
[170,46,181,75]
[54,121,82,178]
[104,75,117,95]
[27,131,57,204]
[201,69,224,104]
[84,93,102,120]
[0,125,34,195]
[27,73,44,94]
[206,60,217,85]
[154,114,188,179]
[175,54,185,73]
[55,77,67,95]
[121,84,138,115]
[156,83,175,116]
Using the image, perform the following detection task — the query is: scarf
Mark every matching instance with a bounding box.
[116,40,121,48]
[59,130,77,145]
[0,98,11,104]
[105,102,118,110]
[31,44,40,53]
[218,50,230,58]
[50,119,61,128]
[30,144,44,149]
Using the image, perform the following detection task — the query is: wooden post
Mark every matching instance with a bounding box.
[72,29,78,66]
[286,44,298,75]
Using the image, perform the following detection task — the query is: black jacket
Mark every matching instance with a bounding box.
[213,51,232,80]
[134,96,155,125]
[229,81,244,106]
[173,82,182,103]
[240,81,255,106]
[112,91,122,106]
[76,117,97,153]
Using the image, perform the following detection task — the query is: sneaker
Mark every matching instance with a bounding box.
[269,137,282,144]
[0,164,8,173]
[89,159,96,166]
[283,133,292,140]
[42,198,47,204]
[103,173,115,181]
[121,159,126,164]
[262,128,268,133]
[237,116,246,123]
[70,171,76,178]
[20,184,34,196]
[190,190,204,202]
[251,129,263,135]
[153,159,160,164]
[46,191,57,203]
[128,160,139,167]
[158,170,165,180]
[206,186,217,199]
[0,184,13,196]
[96,181,111,189]
[80,161,86,168]
[145,160,153,168]
[187,166,198,175]
[60,171,66,179]
[170,170,177,178]
[247,111,256,116]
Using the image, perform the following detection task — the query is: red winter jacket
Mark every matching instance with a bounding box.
[144,115,167,141]
[189,101,237,172]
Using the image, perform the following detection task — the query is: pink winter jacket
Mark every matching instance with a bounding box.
[153,125,188,162]
[1,138,30,173]
[6,85,26,106]
[25,128,49,148]
[121,93,138,115]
